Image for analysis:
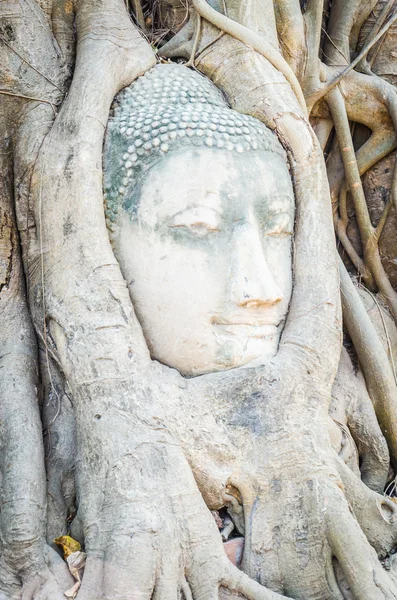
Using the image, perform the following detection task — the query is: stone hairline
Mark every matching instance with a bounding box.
[103,63,287,230]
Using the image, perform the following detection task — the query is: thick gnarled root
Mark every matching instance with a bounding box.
[328,488,397,600]
[73,433,287,600]
[239,473,397,600]
[335,456,397,557]
[330,348,390,493]
[0,544,72,600]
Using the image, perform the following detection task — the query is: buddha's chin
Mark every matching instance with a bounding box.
[162,334,280,378]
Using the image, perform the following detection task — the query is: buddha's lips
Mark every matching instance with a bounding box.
[211,315,280,327]
[211,318,279,338]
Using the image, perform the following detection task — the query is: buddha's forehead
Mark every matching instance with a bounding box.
[134,148,294,227]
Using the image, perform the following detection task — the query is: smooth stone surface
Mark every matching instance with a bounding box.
[112,147,294,376]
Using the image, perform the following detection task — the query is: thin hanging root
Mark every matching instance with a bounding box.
[0,89,56,114]
[338,183,348,227]
[366,2,397,69]
[322,0,377,69]
[308,10,397,106]
[0,38,63,92]
[359,0,396,71]
[339,260,397,472]
[335,190,391,290]
[339,129,396,227]
[375,199,392,241]
[336,180,374,290]
[334,217,376,289]
[185,13,201,67]
[327,86,397,320]
[335,128,395,229]
[366,0,396,46]
[330,127,395,287]
[129,0,147,31]
[189,0,307,115]
[386,93,397,214]
[335,184,375,291]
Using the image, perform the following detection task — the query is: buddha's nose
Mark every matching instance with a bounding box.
[230,227,284,308]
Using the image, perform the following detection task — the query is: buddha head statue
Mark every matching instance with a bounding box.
[104,64,294,377]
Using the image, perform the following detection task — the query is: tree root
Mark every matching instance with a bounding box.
[0,130,72,600]
[185,12,201,67]
[339,258,397,470]
[327,487,397,600]
[325,122,396,290]
[322,0,377,71]
[308,10,397,107]
[335,455,397,557]
[189,0,307,114]
[274,0,306,80]
[327,86,397,320]
[331,347,390,492]
[73,432,288,600]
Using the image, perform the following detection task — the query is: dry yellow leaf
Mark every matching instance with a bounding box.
[54,535,81,559]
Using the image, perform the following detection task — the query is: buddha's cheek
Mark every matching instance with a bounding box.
[117,226,230,373]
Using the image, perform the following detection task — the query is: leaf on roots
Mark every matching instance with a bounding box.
[64,551,87,599]
[54,536,81,559]
[67,551,86,581]
[64,580,81,599]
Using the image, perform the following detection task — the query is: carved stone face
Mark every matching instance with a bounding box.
[113,147,294,376]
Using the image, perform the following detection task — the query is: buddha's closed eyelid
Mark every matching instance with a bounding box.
[262,212,294,237]
[169,205,222,232]
[267,229,293,238]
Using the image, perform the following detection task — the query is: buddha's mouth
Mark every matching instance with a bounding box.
[211,316,279,338]
[214,324,277,338]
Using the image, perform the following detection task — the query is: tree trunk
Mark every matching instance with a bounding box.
[1,1,397,599]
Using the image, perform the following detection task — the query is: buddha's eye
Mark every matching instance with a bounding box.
[267,229,292,239]
[169,206,221,236]
[170,222,220,237]
[264,213,293,238]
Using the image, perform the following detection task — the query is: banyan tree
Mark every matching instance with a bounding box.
[2,1,397,599]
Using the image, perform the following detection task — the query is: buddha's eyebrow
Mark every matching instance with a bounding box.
[256,193,295,210]
[157,188,224,211]
[171,204,223,219]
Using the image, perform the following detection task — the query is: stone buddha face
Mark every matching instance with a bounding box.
[112,146,294,376]
[105,63,295,376]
